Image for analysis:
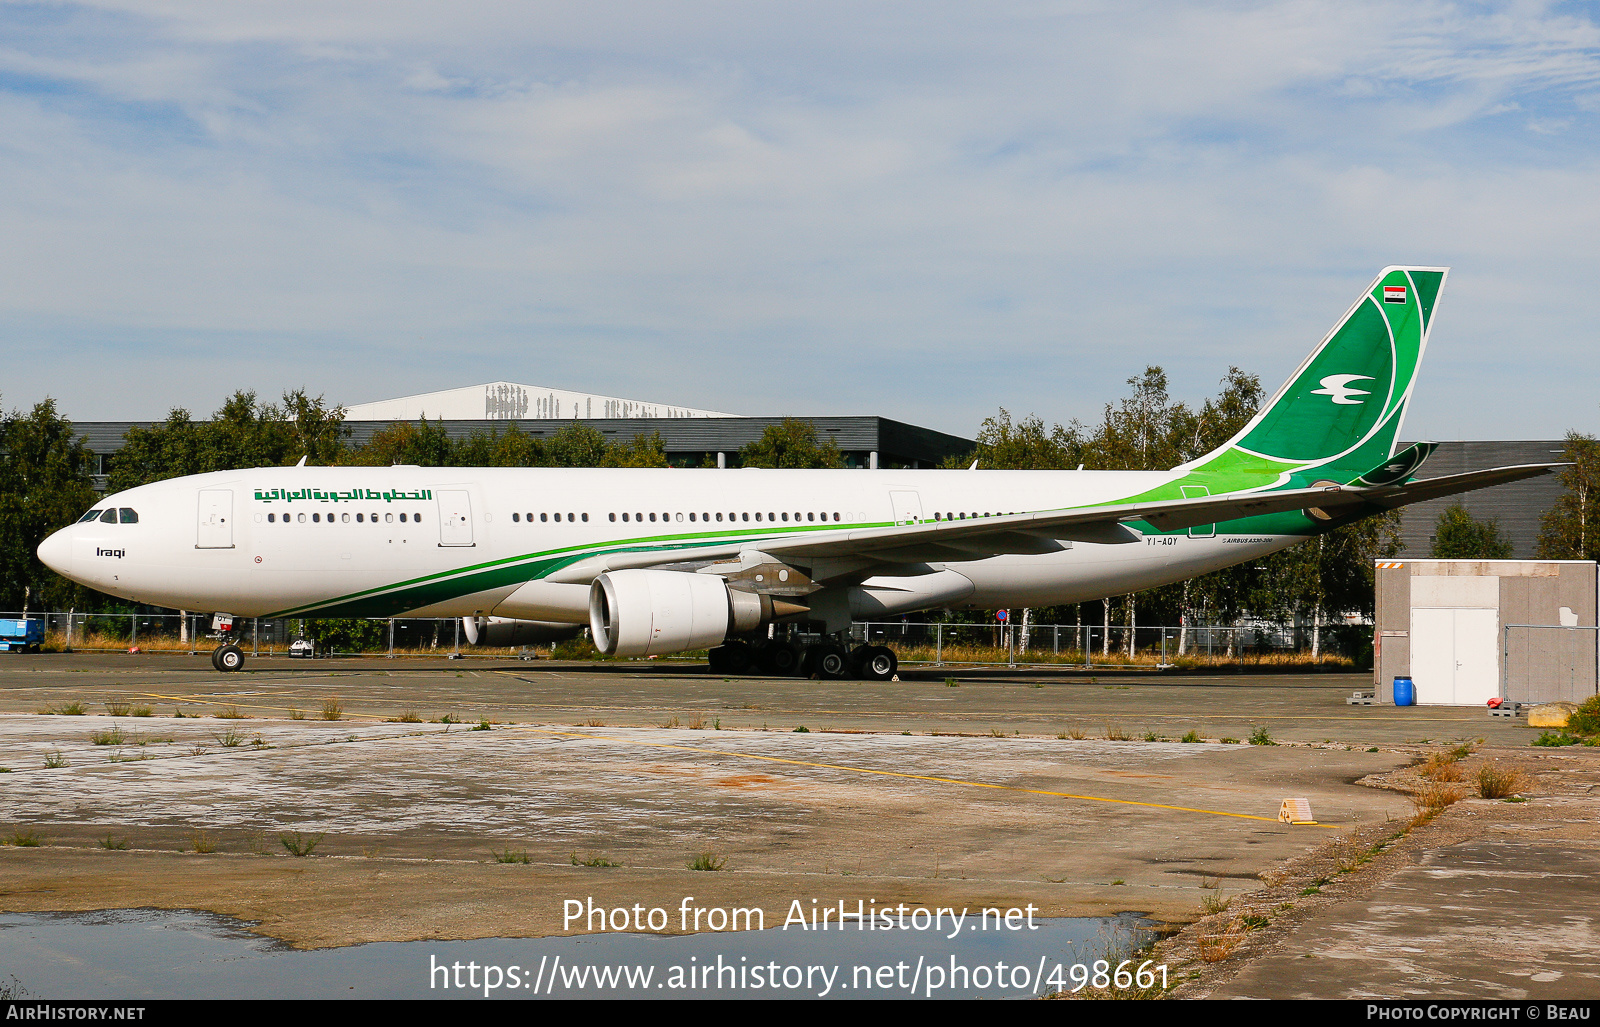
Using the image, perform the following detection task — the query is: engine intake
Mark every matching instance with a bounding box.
[589,570,804,657]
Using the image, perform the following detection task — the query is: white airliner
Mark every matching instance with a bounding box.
[38,267,1556,677]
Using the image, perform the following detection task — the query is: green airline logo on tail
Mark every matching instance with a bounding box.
[1224,266,1446,482]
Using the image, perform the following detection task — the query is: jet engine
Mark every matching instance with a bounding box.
[589,569,804,657]
[461,616,584,647]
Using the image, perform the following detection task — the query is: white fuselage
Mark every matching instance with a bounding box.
[40,465,1306,621]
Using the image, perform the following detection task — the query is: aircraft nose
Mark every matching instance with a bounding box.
[37,527,73,578]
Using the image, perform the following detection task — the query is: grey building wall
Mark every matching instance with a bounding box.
[1395,440,1570,559]
[1374,560,1597,705]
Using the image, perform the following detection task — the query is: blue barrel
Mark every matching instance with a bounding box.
[1393,677,1415,707]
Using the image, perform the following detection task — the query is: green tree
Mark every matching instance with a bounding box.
[601,432,671,468]
[542,423,610,467]
[739,419,844,469]
[1536,433,1600,561]
[0,398,100,610]
[1431,504,1513,559]
[110,390,347,490]
[349,418,454,467]
[947,409,1086,470]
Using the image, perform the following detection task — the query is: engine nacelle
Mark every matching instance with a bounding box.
[587,570,734,657]
[462,616,584,647]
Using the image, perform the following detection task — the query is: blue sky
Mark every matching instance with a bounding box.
[3,1,1599,441]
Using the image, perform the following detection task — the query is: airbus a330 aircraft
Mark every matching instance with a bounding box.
[38,266,1557,678]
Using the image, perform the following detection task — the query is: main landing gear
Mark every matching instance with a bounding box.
[707,638,897,681]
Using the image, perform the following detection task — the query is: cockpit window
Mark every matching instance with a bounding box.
[99,509,117,523]
[79,509,104,523]
[119,508,139,524]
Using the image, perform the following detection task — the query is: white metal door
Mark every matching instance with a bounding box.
[436,490,475,547]
[889,490,923,526]
[196,490,233,549]
[1411,607,1500,706]
[1452,608,1500,705]
[1410,608,1455,705]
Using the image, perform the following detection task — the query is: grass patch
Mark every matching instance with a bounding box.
[189,831,218,854]
[945,677,959,687]
[1533,731,1580,747]
[1220,737,1240,744]
[393,711,423,723]
[1419,752,1465,782]
[6,829,43,847]
[99,835,130,850]
[1195,925,1246,963]
[280,831,325,857]
[1409,781,1464,821]
[493,849,531,864]
[215,728,245,748]
[688,851,728,872]
[580,718,606,727]
[1248,725,1275,746]
[289,708,304,721]
[1475,764,1529,799]
[89,726,126,746]
[1565,694,1600,736]
[659,716,680,729]
[1181,730,1201,743]
[131,706,152,718]
[793,726,810,733]
[472,718,491,731]
[687,715,707,730]
[43,750,67,769]
[1104,724,1132,741]
[571,853,622,867]
[41,702,88,716]
[214,706,246,720]
[320,698,343,722]
[105,702,130,717]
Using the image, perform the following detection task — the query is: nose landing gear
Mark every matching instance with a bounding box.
[211,643,244,672]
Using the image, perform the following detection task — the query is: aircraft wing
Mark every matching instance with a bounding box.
[544,463,1562,584]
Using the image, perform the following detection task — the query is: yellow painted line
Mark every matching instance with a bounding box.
[517,727,1338,828]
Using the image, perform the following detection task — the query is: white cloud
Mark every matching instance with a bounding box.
[1,1,1599,439]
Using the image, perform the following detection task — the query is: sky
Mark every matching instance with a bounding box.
[2,0,1598,442]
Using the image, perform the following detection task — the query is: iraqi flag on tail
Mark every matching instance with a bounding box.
[1383,285,1407,304]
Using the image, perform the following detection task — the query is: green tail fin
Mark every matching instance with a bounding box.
[1189,266,1447,484]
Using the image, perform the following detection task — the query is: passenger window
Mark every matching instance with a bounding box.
[541,513,548,522]
[675,512,683,522]
[833,512,840,521]
[100,509,117,523]
[399,513,407,523]
[621,513,628,522]
[512,513,520,522]
[568,513,575,522]
[649,513,657,522]
[581,513,588,522]
[385,513,393,523]
[342,513,350,523]
[267,513,275,523]
[298,513,307,523]
[313,513,321,523]
[689,513,696,522]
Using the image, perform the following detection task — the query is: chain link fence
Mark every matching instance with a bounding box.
[2,610,1364,668]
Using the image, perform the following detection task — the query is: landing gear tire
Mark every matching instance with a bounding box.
[708,641,753,675]
[810,644,849,680]
[761,641,804,677]
[859,645,897,682]
[212,643,244,673]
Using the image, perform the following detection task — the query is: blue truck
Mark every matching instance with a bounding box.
[0,619,44,653]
